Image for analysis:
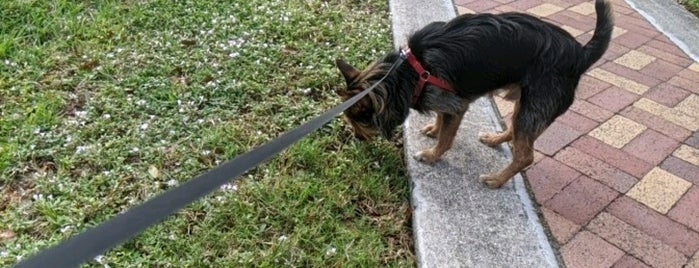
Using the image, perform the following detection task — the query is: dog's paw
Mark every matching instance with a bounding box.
[420,124,439,138]
[414,149,440,164]
[479,174,506,189]
[478,132,503,147]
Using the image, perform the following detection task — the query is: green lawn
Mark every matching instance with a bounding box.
[0,0,414,267]
[679,0,699,16]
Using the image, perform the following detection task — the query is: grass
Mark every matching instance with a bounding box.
[678,0,699,16]
[0,0,415,267]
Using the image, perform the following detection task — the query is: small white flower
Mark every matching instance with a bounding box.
[1,251,8,258]
[75,111,88,118]
[103,114,111,119]
[131,147,139,153]
[202,150,211,156]
[60,225,73,233]
[299,88,312,94]
[278,235,288,242]
[325,247,337,256]
[76,146,89,154]
[94,255,105,264]
[140,123,149,130]
[166,179,178,187]
[136,99,146,106]
[220,183,238,192]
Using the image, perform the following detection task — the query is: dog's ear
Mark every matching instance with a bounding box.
[335,59,360,85]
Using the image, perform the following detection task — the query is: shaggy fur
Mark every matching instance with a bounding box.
[336,0,613,188]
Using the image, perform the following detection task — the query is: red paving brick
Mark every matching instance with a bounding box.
[644,83,691,107]
[561,231,625,268]
[544,175,618,225]
[534,121,583,156]
[587,86,640,113]
[669,187,699,233]
[455,1,699,266]
[554,147,638,192]
[622,129,680,165]
[525,157,580,204]
[557,110,599,133]
[588,213,688,268]
[612,255,651,268]
[571,135,653,178]
[606,196,699,257]
[541,207,580,244]
[661,157,699,185]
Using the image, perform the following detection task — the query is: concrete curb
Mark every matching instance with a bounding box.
[388,0,559,266]
[625,0,699,62]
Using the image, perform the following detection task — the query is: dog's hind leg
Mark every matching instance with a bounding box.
[480,132,535,188]
[421,112,443,138]
[479,85,521,147]
[415,111,466,163]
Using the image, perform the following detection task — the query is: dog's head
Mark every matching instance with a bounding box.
[335,58,402,140]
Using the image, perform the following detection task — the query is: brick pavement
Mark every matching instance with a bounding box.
[454,0,699,267]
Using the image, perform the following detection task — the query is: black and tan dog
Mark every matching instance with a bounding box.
[335,0,613,188]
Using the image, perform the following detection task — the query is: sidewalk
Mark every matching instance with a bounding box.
[455,0,699,267]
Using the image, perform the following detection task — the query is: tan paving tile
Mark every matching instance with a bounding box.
[675,94,699,118]
[527,3,564,17]
[612,26,628,39]
[689,63,699,72]
[634,98,699,131]
[569,2,595,15]
[589,115,646,148]
[626,167,692,214]
[588,68,649,95]
[457,6,474,14]
[688,251,699,268]
[561,25,584,37]
[673,144,699,166]
[614,50,656,70]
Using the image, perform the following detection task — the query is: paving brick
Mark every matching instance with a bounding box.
[607,196,699,257]
[577,75,613,99]
[669,76,699,94]
[678,68,699,83]
[614,14,658,36]
[610,3,635,15]
[674,144,699,166]
[589,115,646,149]
[527,3,563,17]
[623,129,680,165]
[561,231,625,268]
[568,1,595,15]
[686,132,699,148]
[525,157,580,204]
[548,10,596,32]
[676,94,699,119]
[465,0,501,12]
[644,83,691,107]
[669,187,699,233]
[454,0,476,5]
[620,106,692,142]
[456,5,475,14]
[508,0,543,10]
[638,45,694,68]
[661,157,699,185]
[560,25,584,37]
[572,135,653,178]
[601,62,662,89]
[494,4,519,13]
[555,147,638,192]
[587,68,650,95]
[588,86,640,113]
[626,167,692,214]
[545,175,618,225]
[612,255,651,268]
[640,59,686,81]
[557,110,598,133]
[602,42,632,61]
[615,32,653,49]
[614,50,656,70]
[534,121,583,156]
[646,39,691,58]
[588,212,688,268]
[689,63,699,72]
[569,99,614,122]
[688,251,699,268]
[541,207,580,244]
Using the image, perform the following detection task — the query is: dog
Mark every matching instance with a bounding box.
[335,0,613,188]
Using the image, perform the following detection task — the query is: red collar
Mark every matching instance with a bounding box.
[401,47,455,105]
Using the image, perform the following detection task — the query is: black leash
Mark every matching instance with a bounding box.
[14,55,406,268]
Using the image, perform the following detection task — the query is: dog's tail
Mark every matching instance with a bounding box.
[579,0,614,72]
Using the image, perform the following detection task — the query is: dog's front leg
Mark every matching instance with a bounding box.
[415,111,465,163]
